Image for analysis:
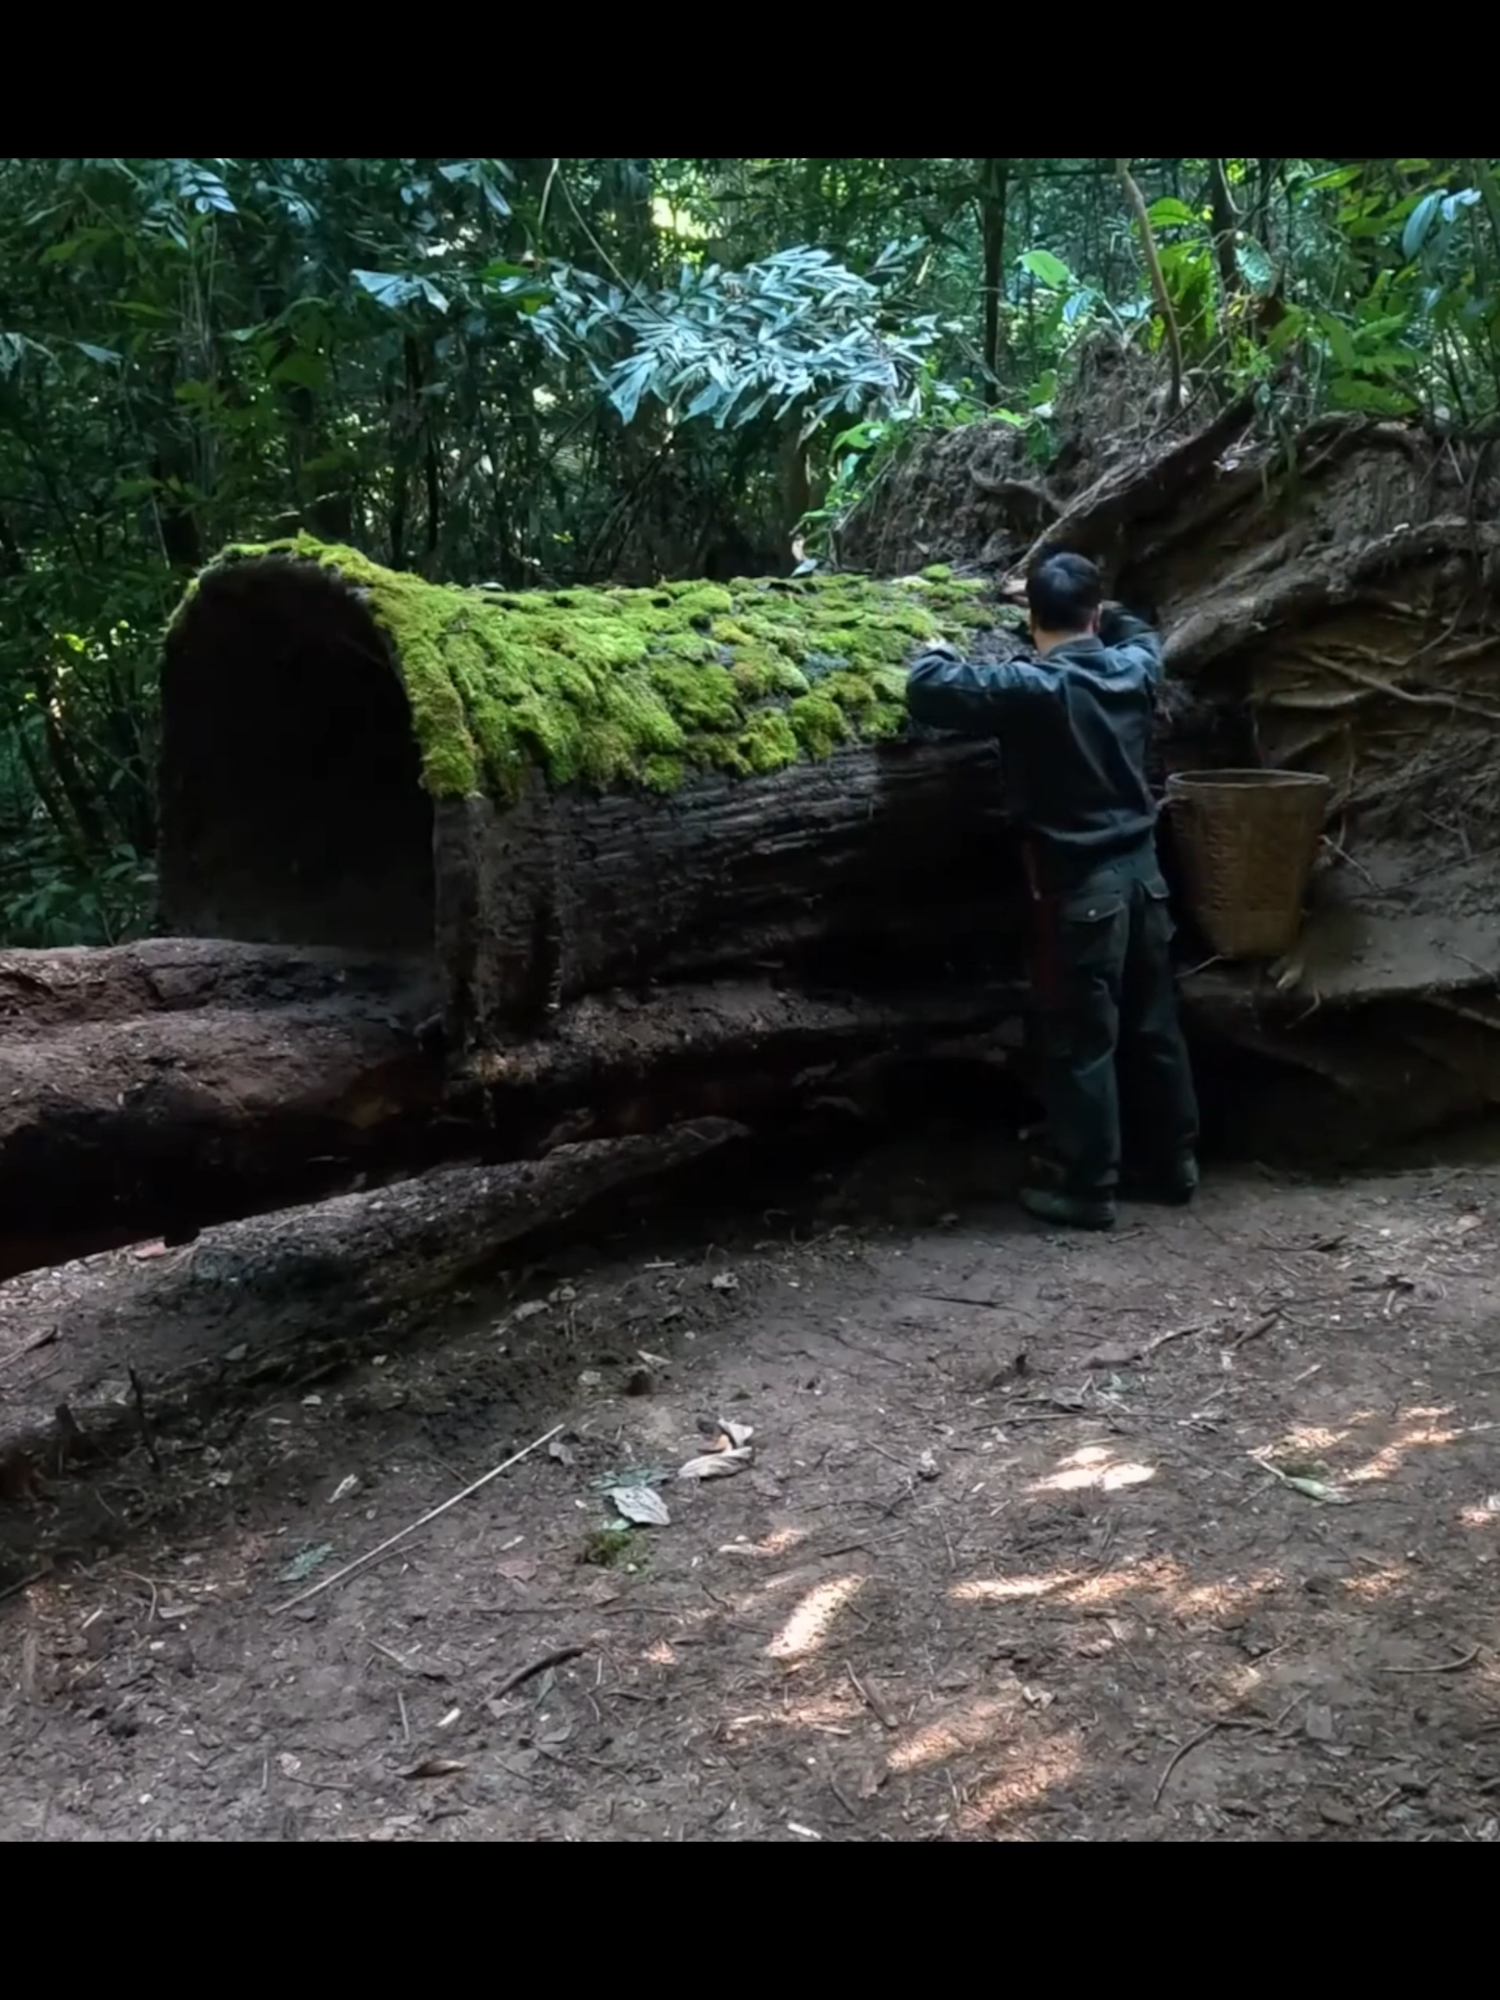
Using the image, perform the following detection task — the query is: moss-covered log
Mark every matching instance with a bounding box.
[160,539,1029,1046]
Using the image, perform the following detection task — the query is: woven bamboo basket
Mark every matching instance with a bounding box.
[1165,768,1332,960]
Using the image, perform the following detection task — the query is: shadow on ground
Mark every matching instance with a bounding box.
[2,1127,1498,1840]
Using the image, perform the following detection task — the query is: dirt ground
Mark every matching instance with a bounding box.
[2,1126,1499,1842]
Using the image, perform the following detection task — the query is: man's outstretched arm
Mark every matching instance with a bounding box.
[905,644,1042,737]
[1098,604,1164,685]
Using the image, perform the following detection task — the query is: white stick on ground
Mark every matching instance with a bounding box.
[276,1423,566,1614]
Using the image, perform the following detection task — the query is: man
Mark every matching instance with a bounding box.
[906,550,1198,1231]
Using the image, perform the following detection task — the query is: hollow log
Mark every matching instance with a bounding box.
[159,541,1032,1046]
[0,1120,745,1501]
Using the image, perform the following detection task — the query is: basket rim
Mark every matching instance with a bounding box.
[1165,767,1333,792]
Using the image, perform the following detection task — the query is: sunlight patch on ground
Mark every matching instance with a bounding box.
[765,1574,866,1661]
[952,1564,1156,1611]
[889,1693,1024,1774]
[1028,1443,1156,1496]
[1459,1497,1500,1529]
[950,1569,1085,1605]
[960,1733,1085,1830]
[723,1688,859,1739]
[1173,1567,1282,1621]
[1347,1410,1462,1485]
[1342,1562,1412,1600]
[1278,1423,1347,1455]
[717,1527,806,1561]
[643,1640,677,1668]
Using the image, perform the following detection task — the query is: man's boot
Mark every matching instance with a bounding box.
[1018,1156,1117,1231]
[1124,1152,1198,1206]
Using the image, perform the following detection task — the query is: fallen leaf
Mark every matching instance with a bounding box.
[547,1437,575,1467]
[1086,1343,1143,1371]
[678,1447,753,1482]
[916,1450,940,1481]
[609,1485,671,1527]
[710,1272,740,1294]
[496,1556,539,1584]
[277,1543,335,1584]
[402,1758,466,1780]
[717,1418,755,1448]
[511,1300,549,1323]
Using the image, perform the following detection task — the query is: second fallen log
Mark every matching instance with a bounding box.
[0,938,452,1274]
[0,935,1025,1275]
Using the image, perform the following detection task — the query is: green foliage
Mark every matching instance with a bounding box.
[8,157,1500,943]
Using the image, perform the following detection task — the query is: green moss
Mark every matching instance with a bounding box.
[177,533,1016,803]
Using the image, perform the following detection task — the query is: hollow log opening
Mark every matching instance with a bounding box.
[159,558,435,953]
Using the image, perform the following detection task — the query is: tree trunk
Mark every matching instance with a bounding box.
[0,939,449,1275]
[0,937,1027,1275]
[0,1120,745,1499]
[158,549,1031,1045]
[978,157,1011,396]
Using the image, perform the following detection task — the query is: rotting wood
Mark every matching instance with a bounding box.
[0,1119,746,1495]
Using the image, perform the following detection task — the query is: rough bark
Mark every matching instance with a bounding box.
[435,740,1021,1044]
[158,546,1030,1045]
[0,940,451,1274]
[0,1121,744,1498]
[0,934,1027,1273]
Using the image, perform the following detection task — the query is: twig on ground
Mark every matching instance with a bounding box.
[828,1770,858,1820]
[1444,948,1498,985]
[276,1423,564,1613]
[847,1661,899,1731]
[1231,1311,1283,1351]
[0,1326,59,1377]
[1320,835,1380,893]
[1154,1700,1301,1807]
[1154,1721,1225,1805]
[494,1646,586,1701]
[128,1367,161,1475]
[1143,1320,1209,1357]
[1382,1646,1482,1676]
[0,1568,49,1605]
[920,1293,1006,1312]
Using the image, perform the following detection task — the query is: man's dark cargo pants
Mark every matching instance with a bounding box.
[1024,845,1199,1196]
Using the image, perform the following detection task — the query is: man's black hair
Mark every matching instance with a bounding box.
[1026,551,1103,635]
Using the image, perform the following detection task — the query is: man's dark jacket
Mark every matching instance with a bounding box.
[906,608,1164,887]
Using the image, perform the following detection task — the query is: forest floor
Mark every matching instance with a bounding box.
[2,1123,1499,1842]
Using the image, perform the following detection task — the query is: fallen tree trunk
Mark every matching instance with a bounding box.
[0,932,1027,1271]
[0,939,454,1274]
[0,1120,745,1503]
[159,542,1031,1045]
